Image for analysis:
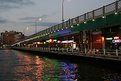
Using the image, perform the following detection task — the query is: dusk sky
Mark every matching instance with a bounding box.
[0,0,116,36]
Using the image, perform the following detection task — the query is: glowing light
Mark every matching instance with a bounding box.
[106,38,112,40]
[53,39,57,42]
[37,42,41,44]
[48,39,53,43]
[102,37,104,42]
[102,16,105,18]
[73,43,76,49]
[112,39,121,43]
[115,40,120,42]
[92,19,95,21]
[71,25,73,28]
[96,49,99,52]
[77,24,79,26]
[62,40,74,43]
[114,36,119,39]
[38,18,42,21]
[115,12,118,15]
[84,21,86,24]
[57,41,61,43]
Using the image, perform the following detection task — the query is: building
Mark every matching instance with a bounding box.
[0,31,25,47]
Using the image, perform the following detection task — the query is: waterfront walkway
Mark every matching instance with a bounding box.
[13,47,121,61]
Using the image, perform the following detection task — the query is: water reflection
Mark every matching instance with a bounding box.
[13,51,44,81]
[102,71,121,81]
[42,58,78,81]
[60,62,78,81]
[0,50,121,81]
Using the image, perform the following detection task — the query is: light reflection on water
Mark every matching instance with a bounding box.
[42,58,78,81]
[0,50,121,81]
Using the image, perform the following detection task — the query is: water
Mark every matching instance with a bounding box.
[0,49,121,81]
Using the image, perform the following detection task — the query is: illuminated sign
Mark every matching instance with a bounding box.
[62,40,74,43]
[114,36,119,40]
[56,29,71,35]
[46,39,57,43]
[112,39,121,43]
[106,38,112,40]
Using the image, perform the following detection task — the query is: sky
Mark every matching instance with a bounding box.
[0,0,116,36]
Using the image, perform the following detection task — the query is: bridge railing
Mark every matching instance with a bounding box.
[45,0,121,35]
[13,46,121,58]
[23,47,121,57]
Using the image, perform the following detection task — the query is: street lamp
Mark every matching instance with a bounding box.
[62,0,64,23]
[61,0,71,25]
[35,17,42,33]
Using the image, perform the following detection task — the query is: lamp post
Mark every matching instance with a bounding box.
[62,0,64,23]
[62,0,72,22]
[35,17,42,33]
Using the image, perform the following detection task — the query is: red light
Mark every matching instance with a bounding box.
[102,37,104,41]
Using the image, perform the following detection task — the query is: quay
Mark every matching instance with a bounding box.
[12,47,121,61]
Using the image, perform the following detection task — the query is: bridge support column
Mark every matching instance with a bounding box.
[116,49,118,56]
[103,49,106,55]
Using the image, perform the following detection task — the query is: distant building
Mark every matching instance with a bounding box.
[0,31,25,46]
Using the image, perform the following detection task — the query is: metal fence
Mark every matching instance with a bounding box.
[17,47,121,57]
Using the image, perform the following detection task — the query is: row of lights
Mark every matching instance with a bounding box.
[38,11,119,38]
[21,11,119,44]
[13,13,119,46]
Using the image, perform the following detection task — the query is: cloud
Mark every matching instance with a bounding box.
[0,0,33,4]
[20,17,36,21]
[20,12,57,21]
[19,13,58,27]
[37,22,58,27]
[0,0,34,10]
[20,14,50,21]
[0,17,8,23]
[23,21,58,27]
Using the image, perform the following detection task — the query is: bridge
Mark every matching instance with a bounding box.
[12,0,121,61]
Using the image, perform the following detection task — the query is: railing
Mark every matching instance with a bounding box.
[45,0,121,35]
[16,47,121,57]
